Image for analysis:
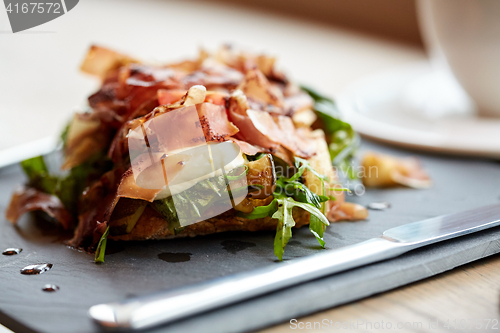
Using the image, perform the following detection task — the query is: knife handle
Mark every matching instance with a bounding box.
[89,237,410,330]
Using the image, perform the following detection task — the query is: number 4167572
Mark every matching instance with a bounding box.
[5,2,62,14]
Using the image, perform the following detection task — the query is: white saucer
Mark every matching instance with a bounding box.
[337,62,500,159]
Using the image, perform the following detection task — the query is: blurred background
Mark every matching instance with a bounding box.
[0,0,426,153]
[0,0,425,150]
[213,0,423,46]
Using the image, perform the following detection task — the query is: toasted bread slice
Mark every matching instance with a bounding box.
[110,205,310,241]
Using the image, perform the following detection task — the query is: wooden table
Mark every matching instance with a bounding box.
[1,1,498,332]
[262,255,500,332]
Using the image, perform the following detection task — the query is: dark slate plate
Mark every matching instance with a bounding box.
[1,140,500,333]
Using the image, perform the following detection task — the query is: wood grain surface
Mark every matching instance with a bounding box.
[262,254,500,332]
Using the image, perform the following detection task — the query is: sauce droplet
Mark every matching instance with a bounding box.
[20,263,53,275]
[2,248,22,255]
[158,252,191,263]
[221,240,256,254]
[367,202,391,211]
[42,284,59,292]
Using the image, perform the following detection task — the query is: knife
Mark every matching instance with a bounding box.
[89,204,500,330]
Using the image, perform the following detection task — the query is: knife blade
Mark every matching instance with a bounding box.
[89,204,500,330]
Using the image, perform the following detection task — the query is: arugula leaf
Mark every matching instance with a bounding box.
[300,86,360,179]
[238,153,341,259]
[224,165,248,181]
[284,198,329,226]
[21,155,48,180]
[240,158,331,257]
[237,198,278,219]
[56,153,112,214]
[276,157,327,186]
[94,226,110,263]
[60,122,70,149]
[309,215,326,248]
[21,156,59,194]
[287,161,306,182]
[180,192,201,217]
[20,152,113,217]
[294,157,328,181]
[274,178,326,209]
[154,196,184,234]
[246,153,267,161]
[274,157,330,208]
[265,155,335,257]
[285,198,329,250]
[273,197,329,260]
[203,179,221,197]
[293,181,325,208]
[154,172,235,234]
[300,85,340,117]
[273,198,294,260]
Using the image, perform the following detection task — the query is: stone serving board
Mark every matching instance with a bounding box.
[1,141,500,333]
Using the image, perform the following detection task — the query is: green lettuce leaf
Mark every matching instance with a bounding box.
[154,196,184,235]
[57,153,112,214]
[273,198,294,260]
[94,226,110,263]
[274,157,330,209]
[300,85,359,179]
[60,122,70,149]
[273,197,329,260]
[294,157,328,181]
[309,215,326,248]
[21,156,59,194]
[237,198,278,219]
[20,152,113,216]
[243,155,334,259]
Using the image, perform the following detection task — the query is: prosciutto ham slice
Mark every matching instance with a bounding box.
[236,68,283,109]
[227,90,279,151]
[116,100,240,203]
[6,187,73,230]
[229,138,264,156]
[247,110,315,158]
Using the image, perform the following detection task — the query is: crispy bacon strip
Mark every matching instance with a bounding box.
[6,187,73,230]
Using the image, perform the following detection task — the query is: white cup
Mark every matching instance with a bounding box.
[418,0,500,117]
